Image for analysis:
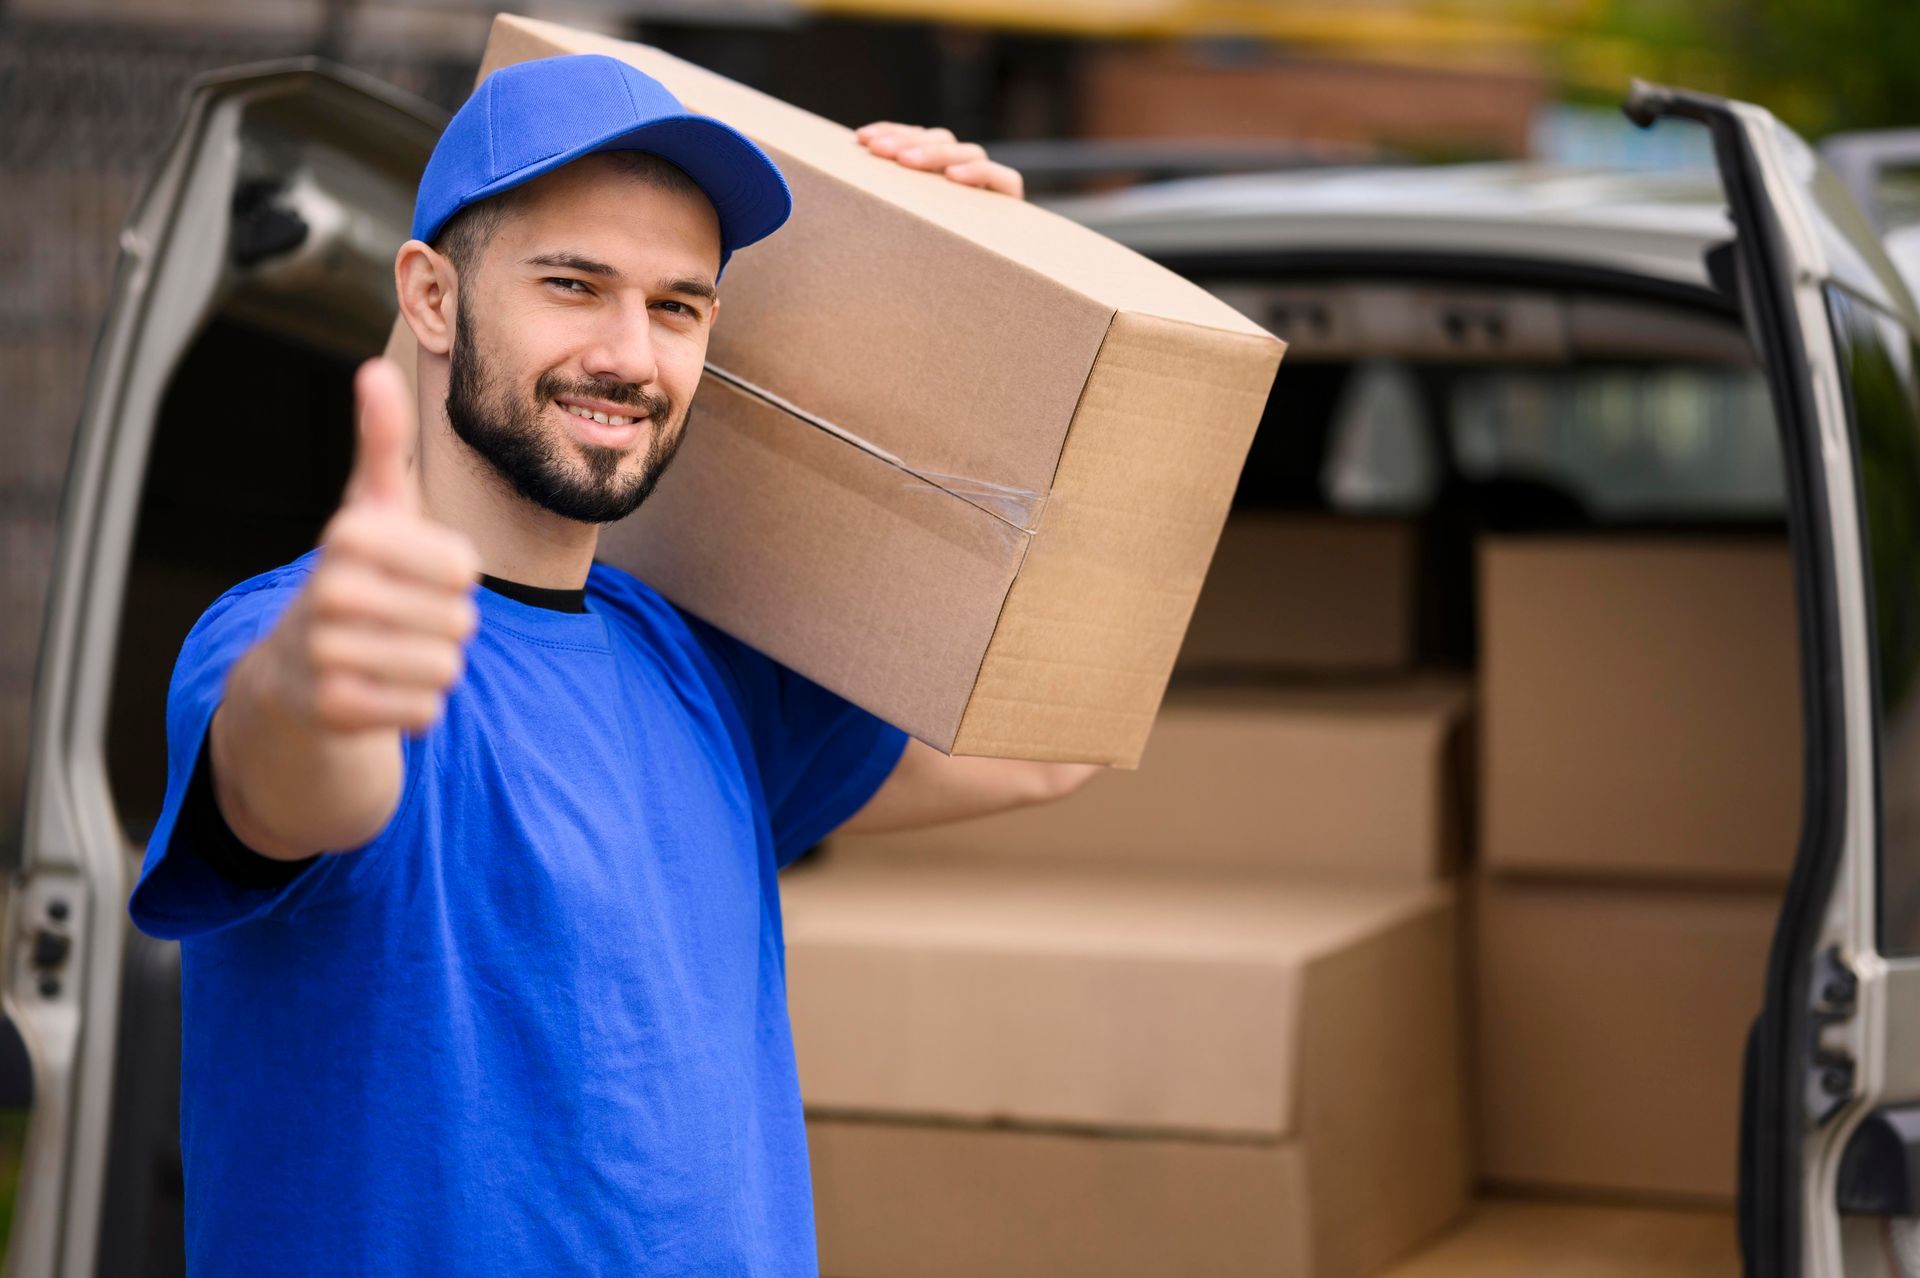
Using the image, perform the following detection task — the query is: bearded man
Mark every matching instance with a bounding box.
[129,53,1091,1277]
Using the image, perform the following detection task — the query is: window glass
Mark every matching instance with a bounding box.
[1877,164,1920,235]
[1447,364,1783,518]
[1316,360,1781,521]
[1829,286,1920,954]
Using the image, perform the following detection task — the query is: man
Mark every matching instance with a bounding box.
[129,53,1092,1276]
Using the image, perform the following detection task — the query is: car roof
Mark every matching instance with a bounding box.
[1047,162,1734,291]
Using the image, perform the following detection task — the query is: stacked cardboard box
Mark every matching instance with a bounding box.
[830,679,1469,879]
[1177,513,1424,672]
[785,862,1468,1278]
[1472,535,1799,1202]
[790,512,1475,1275]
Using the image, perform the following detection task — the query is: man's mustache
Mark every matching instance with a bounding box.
[535,374,674,422]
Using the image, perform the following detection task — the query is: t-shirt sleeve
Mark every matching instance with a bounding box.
[128,580,342,940]
[686,619,909,869]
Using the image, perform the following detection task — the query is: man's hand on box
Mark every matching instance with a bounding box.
[855,123,1025,200]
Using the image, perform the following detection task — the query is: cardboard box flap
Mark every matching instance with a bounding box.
[781,859,1450,1139]
[473,15,1277,500]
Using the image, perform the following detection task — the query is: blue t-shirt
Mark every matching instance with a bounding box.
[128,548,909,1277]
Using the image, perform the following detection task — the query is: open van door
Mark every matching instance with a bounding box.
[3,64,439,1277]
[1820,128,1920,299]
[1627,85,1920,1277]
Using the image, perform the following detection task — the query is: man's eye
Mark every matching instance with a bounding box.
[655,300,692,316]
[544,277,589,294]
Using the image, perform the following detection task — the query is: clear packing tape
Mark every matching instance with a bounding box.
[702,363,1049,534]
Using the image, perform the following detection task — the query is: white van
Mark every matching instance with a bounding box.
[8,60,1920,1278]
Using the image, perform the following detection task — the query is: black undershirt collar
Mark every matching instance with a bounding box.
[479,573,588,614]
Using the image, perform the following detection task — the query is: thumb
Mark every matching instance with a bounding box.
[348,357,418,511]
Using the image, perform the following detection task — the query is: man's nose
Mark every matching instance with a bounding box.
[580,303,659,389]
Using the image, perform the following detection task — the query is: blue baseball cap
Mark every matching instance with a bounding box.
[411,54,793,274]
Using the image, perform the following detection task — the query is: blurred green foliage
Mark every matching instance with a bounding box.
[1575,0,1920,134]
[0,1109,24,1256]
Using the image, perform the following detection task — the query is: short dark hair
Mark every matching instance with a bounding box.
[429,151,711,279]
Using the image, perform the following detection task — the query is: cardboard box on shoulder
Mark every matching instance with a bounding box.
[1177,513,1423,672]
[1472,876,1778,1201]
[784,860,1470,1278]
[1479,535,1801,884]
[830,678,1471,880]
[388,15,1285,767]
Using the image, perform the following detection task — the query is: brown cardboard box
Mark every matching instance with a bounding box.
[829,679,1470,880]
[1472,878,1778,1201]
[1376,1199,1738,1278]
[784,860,1469,1277]
[1479,536,1801,884]
[388,15,1284,766]
[1175,510,1420,667]
[1178,514,1421,671]
[808,1120,1316,1278]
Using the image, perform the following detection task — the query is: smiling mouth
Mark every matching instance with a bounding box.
[554,399,646,428]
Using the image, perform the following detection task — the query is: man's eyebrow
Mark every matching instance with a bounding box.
[523,252,620,279]
[658,276,717,302]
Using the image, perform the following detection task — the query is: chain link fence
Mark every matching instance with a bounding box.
[0,13,481,842]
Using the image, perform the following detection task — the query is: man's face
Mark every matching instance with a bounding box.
[443,155,721,524]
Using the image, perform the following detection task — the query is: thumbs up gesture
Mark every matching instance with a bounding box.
[269,358,482,735]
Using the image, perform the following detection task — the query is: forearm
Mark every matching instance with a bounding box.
[838,739,1099,836]
[210,639,404,861]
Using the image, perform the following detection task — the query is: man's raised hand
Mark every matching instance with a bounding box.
[269,357,481,736]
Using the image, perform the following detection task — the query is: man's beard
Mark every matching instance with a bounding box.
[443,298,686,525]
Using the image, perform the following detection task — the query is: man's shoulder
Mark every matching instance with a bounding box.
[186,549,323,643]
[583,559,765,697]
[584,559,704,644]
[212,548,323,607]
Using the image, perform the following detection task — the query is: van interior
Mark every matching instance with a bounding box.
[90,148,1787,1276]
[794,272,1790,1277]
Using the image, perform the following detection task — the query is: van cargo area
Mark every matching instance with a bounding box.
[812,273,1789,1274]
[93,95,1784,1273]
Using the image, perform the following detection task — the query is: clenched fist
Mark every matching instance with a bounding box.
[211,359,481,859]
[269,358,482,734]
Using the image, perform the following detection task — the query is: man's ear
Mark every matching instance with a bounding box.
[394,239,458,357]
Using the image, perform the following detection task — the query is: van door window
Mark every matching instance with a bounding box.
[1828,286,1920,954]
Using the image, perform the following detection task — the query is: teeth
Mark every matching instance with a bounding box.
[558,401,637,429]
